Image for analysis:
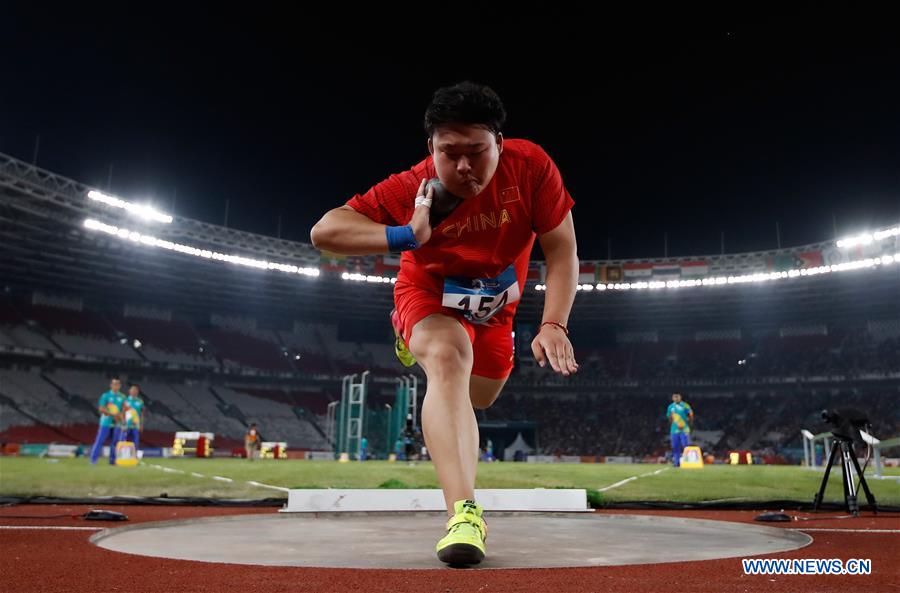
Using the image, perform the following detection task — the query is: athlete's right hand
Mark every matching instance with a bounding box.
[409,178,434,246]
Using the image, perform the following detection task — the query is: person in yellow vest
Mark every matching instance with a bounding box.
[89,378,125,464]
[123,384,146,451]
[245,423,261,461]
[666,392,694,468]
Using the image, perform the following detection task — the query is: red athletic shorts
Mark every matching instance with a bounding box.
[394,281,515,380]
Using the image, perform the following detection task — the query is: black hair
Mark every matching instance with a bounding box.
[130,383,140,390]
[424,81,506,137]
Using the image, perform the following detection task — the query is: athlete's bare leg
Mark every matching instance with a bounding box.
[409,314,478,515]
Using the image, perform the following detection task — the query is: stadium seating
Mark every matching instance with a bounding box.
[280,324,322,351]
[196,327,295,373]
[18,303,114,337]
[109,315,200,352]
[107,315,219,368]
[5,293,896,386]
[139,344,219,368]
[214,386,330,449]
[234,387,335,415]
[51,333,142,361]
[0,368,95,425]
[0,365,336,450]
[0,404,34,432]
[485,389,900,459]
[0,325,59,352]
[2,292,898,460]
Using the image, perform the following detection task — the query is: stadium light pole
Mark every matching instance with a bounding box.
[775,221,782,249]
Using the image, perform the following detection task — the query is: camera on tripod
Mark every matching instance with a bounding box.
[820,408,869,442]
[813,408,877,516]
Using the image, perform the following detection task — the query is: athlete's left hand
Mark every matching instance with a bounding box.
[531,325,578,376]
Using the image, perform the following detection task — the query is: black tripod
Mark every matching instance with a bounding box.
[813,436,878,516]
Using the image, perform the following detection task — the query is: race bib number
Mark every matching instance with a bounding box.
[442,265,520,324]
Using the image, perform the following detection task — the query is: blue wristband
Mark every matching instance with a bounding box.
[385,224,419,253]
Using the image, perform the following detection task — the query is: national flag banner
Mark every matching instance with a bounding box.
[768,254,794,272]
[623,263,653,278]
[578,263,597,283]
[319,250,348,273]
[797,251,824,268]
[822,246,848,266]
[680,261,709,277]
[651,263,681,279]
[600,265,623,282]
[767,250,824,272]
[373,254,401,276]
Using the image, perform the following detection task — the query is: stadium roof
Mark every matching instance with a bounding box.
[1,152,898,330]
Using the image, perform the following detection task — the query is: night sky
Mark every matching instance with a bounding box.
[3,10,899,260]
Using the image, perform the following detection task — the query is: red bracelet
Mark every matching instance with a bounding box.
[540,321,569,335]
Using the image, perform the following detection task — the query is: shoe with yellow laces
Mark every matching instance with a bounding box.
[390,309,416,367]
[436,499,487,565]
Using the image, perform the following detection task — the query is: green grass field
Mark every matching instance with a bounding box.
[2,457,899,505]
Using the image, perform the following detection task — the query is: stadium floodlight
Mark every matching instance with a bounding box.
[82,219,320,277]
[569,253,898,294]
[340,272,397,284]
[836,225,900,249]
[87,190,174,224]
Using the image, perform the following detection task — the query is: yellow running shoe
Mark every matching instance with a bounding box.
[390,309,416,367]
[436,499,487,565]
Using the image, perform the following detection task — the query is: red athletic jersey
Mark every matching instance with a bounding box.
[346,138,574,302]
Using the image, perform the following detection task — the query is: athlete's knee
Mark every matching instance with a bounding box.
[418,340,472,379]
[409,316,472,379]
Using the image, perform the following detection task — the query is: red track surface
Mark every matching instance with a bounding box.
[1,505,897,592]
